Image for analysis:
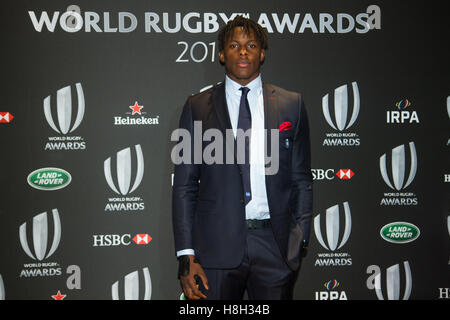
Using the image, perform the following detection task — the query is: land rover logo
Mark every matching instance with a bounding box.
[380,222,420,244]
[27,168,71,191]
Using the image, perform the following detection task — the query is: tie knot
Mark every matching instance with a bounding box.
[240,87,250,97]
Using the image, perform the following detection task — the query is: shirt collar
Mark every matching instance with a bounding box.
[225,74,262,96]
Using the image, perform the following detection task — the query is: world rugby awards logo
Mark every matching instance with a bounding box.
[43,82,86,150]
[447,96,450,146]
[0,275,4,300]
[379,142,418,206]
[447,96,450,119]
[314,202,352,267]
[19,209,63,278]
[322,82,360,147]
[448,215,450,265]
[104,144,145,213]
[112,267,152,300]
[367,261,412,300]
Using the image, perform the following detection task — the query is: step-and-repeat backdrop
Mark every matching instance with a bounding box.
[0,0,449,300]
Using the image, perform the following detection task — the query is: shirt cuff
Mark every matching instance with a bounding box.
[177,249,195,257]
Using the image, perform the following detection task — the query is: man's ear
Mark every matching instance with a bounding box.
[260,49,266,63]
[219,50,225,64]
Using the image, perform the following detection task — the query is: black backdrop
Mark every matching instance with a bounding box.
[0,0,448,300]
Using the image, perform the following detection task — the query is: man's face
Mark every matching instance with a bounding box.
[219,27,265,86]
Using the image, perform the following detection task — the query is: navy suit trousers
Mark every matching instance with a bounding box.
[199,227,297,300]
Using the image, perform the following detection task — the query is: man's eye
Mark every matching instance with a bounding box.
[248,44,256,49]
[230,44,238,49]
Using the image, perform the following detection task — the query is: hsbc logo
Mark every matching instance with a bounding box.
[312,169,355,181]
[0,112,14,123]
[366,261,412,300]
[132,234,152,245]
[112,267,152,300]
[336,169,354,179]
[92,233,152,247]
[312,169,335,180]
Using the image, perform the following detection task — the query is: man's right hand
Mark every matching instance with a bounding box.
[179,255,209,300]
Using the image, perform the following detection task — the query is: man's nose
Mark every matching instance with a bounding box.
[239,46,248,55]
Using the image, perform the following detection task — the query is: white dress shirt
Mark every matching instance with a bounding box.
[224,74,270,221]
[176,74,270,257]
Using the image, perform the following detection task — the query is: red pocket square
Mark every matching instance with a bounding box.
[279,121,292,131]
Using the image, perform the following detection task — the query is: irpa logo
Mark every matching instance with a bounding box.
[19,209,61,261]
[314,202,352,251]
[315,279,348,300]
[322,82,360,131]
[112,267,152,300]
[43,83,85,134]
[366,261,412,300]
[104,144,144,195]
[386,99,419,124]
[379,142,417,191]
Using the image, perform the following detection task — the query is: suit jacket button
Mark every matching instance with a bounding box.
[240,199,244,204]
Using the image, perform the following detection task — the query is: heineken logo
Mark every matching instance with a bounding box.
[380,222,420,244]
[27,168,72,191]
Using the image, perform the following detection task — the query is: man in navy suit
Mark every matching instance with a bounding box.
[172,16,312,300]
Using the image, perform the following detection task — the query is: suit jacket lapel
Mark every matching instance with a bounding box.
[212,82,232,133]
[263,83,279,154]
[212,82,237,163]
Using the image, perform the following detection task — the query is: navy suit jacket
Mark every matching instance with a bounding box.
[172,82,313,270]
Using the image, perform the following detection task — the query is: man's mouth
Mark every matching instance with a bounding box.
[237,61,250,67]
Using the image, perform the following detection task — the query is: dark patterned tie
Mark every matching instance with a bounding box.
[238,87,252,205]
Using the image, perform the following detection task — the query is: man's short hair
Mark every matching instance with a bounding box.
[218,16,268,52]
